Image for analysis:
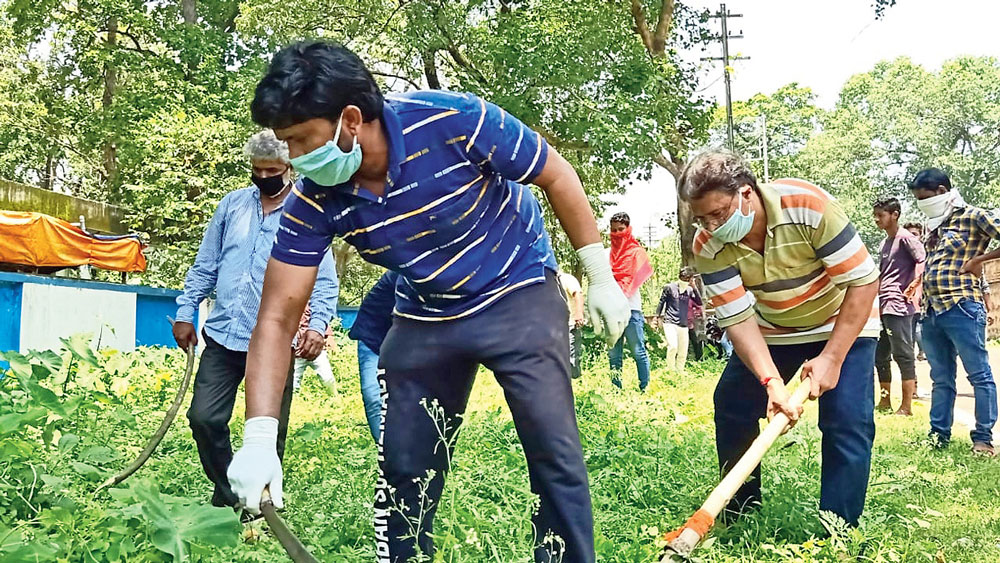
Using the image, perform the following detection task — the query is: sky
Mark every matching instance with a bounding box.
[605,0,1000,241]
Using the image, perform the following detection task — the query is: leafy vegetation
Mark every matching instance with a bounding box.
[3,335,998,562]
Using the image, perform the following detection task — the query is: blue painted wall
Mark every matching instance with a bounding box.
[0,280,22,367]
[136,294,192,348]
[0,272,360,356]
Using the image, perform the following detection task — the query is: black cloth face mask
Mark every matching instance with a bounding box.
[251,173,288,197]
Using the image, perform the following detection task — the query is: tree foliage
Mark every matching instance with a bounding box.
[709,83,822,182]
[709,57,1000,246]
[795,56,1000,243]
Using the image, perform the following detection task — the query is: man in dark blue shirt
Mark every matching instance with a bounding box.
[226,41,629,562]
[347,271,398,441]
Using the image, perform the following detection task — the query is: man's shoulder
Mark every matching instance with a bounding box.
[217,186,257,213]
[385,90,482,116]
[769,180,835,228]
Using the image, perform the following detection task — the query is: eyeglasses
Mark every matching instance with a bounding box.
[693,192,739,231]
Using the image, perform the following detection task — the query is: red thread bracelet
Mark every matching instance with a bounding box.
[760,375,778,387]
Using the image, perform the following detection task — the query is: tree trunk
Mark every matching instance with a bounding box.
[422,50,441,89]
[631,2,692,267]
[182,0,197,25]
[653,154,695,268]
[102,16,118,190]
[41,152,54,191]
[333,240,355,274]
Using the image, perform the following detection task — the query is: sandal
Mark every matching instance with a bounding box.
[972,442,996,457]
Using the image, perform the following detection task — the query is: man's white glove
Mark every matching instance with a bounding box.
[577,243,630,346]
[227,416,282,515]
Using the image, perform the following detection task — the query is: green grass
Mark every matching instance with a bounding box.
[2,337,999,562]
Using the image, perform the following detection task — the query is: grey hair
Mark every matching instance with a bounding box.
[678,148,757,202]
[243,129,290,163]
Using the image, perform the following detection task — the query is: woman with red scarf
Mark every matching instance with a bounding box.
[608,212,653,391]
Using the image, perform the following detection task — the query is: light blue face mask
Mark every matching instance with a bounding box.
[289,116,362,187]
[709,190,755,243]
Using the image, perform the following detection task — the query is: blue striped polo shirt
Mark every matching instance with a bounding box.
[271,90,558,321]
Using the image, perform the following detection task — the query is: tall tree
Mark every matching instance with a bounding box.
[626,0,714,265]
[793,56,1000,243]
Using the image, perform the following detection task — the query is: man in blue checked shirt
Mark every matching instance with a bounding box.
[226,41,629,562]
[908,168,1000,456]
[173,129,338,511]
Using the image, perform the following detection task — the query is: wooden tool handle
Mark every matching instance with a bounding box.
[258,486,320,563]
[701,377,811,517]
[661,377,812,562]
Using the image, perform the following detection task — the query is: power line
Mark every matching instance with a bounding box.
[702,3,749,149]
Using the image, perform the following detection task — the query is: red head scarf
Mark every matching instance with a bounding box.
[610,225,653,298]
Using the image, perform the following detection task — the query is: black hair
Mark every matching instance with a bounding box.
[679,266,696,281]
[678,149,758,202]
[872,196,901,216]
[251,41,384,129]
[902,222,923,233]
[610,212,630,226]
[908,168,951,192]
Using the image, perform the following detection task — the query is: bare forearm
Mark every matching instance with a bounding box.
[972,247,1000,266]
[245,320,295,418]
[572,295,585,320]
[821,281,878,362]
[534,149,600,249]
[244,259,317,419]
[726,316,781,384]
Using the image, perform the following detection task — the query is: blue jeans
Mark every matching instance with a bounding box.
[609,310,651,390]
[720,332,734,358]
[714,337,876,526]
[921,300,997,445]
[357,341,382,442]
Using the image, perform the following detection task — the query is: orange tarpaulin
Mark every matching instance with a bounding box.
[0,210,146,272]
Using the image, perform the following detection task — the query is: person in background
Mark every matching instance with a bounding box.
[227,41,629,563]
[608,211,653,391]
[908,168,1000,456]
[903,222,927,363]
[347,270,399,442]
[292,302,337,392]
[172,130,338,512]
[559,270,586,379]
[685,149,879,528]
[688,274,706,361]
[872,197,925,416]
[655,267,703,372]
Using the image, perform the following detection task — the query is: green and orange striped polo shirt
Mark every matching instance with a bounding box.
[693,179,880,345]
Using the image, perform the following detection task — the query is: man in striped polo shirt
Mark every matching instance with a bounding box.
[681,149,879,527]
[226,41,629,562]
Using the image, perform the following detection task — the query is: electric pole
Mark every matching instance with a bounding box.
[702,3,748,150]
[646,223,656,247]
[760,113,770,182]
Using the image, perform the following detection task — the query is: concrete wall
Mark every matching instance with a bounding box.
[0,272,186,354]
[21,283,136,352]
[0,179,127,234]
[0,271,357,357]
[986,259,1000,341]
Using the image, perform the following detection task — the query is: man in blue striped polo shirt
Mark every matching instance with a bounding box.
[226,41,629,562]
